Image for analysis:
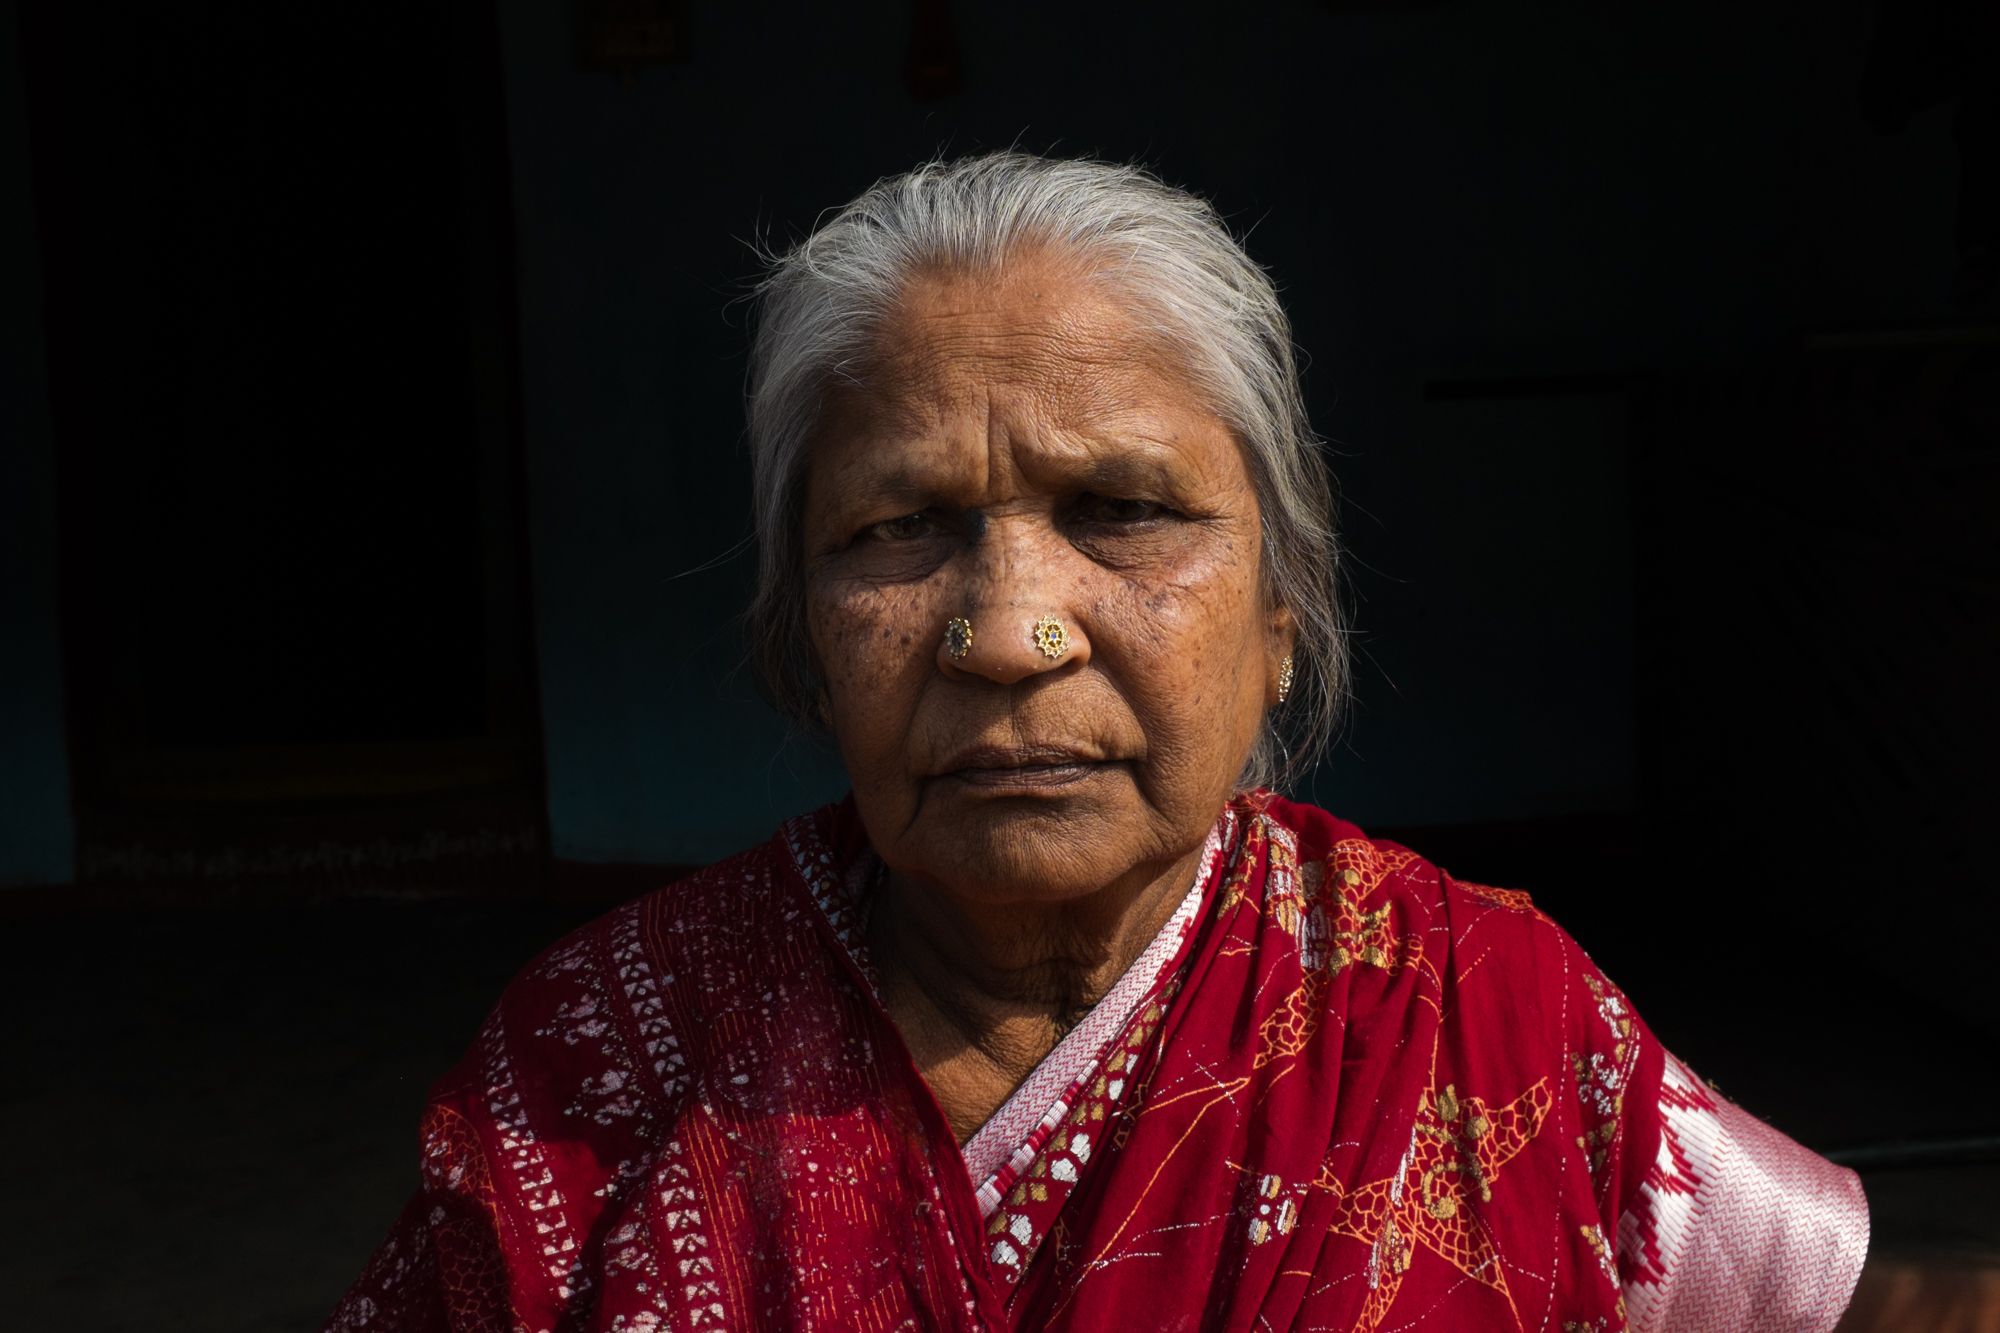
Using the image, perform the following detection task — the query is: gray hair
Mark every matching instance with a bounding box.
[743,151,1346,791]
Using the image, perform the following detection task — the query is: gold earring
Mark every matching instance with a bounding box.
[1276,655,1295,703]
[1031,615,1069,659]
[944,616,974,660]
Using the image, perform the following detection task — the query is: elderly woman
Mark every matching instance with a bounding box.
[327,154,1868,1332]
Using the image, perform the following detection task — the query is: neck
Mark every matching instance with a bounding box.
[867,840,1207,1140]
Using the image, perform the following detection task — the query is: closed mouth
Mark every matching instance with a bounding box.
[935,745,1116,790]
[946,761,1105,789]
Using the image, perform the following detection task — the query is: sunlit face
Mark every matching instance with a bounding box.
[801,251,1293,907]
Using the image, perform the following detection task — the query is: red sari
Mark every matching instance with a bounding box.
[325,793,1866,1332]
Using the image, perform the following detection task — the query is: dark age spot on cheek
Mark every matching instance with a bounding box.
[1127,547,1243,629]
[1097,539,1263,732]
[806,576,929,696]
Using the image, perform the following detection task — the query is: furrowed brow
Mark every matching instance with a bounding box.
[1061,452,1183,496]
[834,454,965,514]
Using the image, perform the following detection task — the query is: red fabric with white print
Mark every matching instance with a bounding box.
[324,793,1865,1332]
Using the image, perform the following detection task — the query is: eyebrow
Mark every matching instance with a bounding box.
[834,463,945,513]
[837,443,1187,511]
[1060,453,1182,495]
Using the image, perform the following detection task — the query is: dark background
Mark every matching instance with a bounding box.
[2,1,1994,1328]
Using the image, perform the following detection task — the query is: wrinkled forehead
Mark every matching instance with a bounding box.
[809,257,1237,478]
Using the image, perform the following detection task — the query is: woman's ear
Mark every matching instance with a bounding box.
[1269,603,1298,653]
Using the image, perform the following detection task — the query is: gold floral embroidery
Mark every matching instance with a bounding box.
[1215,817,1270,918]
[1453,876,1543,915]
[1315,1078,1553,1333]
[1254,969,1331,1069]
[1324,839,1416,973]
[1573,972,1640,1177]
[1241,1170,1300,1246]
[1253,835,1417,1068]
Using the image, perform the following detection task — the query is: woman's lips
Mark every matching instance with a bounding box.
[935,746,1117,791]
[946,761,1105,789]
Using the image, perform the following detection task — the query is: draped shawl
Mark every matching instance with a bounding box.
[326,793,1865,1332]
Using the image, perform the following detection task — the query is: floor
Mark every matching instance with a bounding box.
[4,889,1994,1331]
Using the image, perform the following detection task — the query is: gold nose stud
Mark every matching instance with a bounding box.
[1031,615,1069,660]
[944,617,974,660]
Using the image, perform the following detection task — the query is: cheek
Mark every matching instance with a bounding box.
[1105,548,1266,745]
[807,579,937,729]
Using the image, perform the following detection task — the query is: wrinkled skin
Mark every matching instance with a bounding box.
[800,250,1295,1134]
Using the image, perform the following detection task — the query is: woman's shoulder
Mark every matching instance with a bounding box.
[1256,791,1635,1020]
[1260,792,1666,1214]
[1260,793,1559,923]
[426,807,852,1111]
[507,800,855,991]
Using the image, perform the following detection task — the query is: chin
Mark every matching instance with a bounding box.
[899,785,1154,904]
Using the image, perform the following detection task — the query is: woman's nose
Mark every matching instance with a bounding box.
[934,517,1091,683]
[936,605,1091,685]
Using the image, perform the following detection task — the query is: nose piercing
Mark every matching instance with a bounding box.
[944,616,974,660]
[1031,615,1069,660]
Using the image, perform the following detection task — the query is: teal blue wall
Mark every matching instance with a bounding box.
[0,8,73,887]
[1,1,1968,881]
[488,0,1961,866]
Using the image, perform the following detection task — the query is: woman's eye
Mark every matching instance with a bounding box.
[866,512,939,542]
[1078,495,1166,524]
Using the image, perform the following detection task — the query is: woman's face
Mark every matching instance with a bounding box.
[802,252,1292,907]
